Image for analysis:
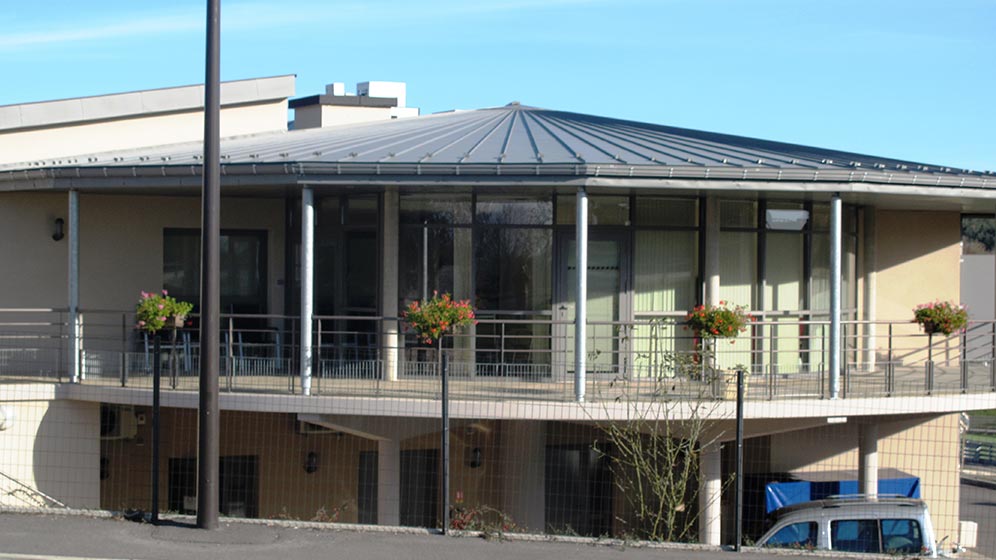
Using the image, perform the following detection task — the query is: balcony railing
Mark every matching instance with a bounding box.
[2,308,994,402]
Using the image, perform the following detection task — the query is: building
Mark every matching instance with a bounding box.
[1,75,994,546]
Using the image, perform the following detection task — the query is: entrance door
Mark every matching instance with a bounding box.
[557,232,630,376]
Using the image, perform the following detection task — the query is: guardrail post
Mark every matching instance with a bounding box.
[227,317,234,392]
[315,318,323,395]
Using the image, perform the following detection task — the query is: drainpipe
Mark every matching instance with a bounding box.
[300,187,315,396]
[829,194,842,399]
[575,187,588,402]
[68,189,81,383]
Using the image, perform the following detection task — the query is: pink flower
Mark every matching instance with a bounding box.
[138,320,146,327]
[159,316,167,322]
[162,289,168,296]
[157,303,165,310]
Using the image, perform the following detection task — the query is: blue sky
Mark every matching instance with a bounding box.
[3,0,994,171]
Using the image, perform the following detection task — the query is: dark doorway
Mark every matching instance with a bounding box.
[545,444,613,536]
[167,455,259,518]
[358,450,378,524]
[400,449,439,528]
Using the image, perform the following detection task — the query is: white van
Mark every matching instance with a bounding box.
[756,496,937,557]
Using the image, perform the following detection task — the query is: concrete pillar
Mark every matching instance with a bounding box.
[68,189,82,383]
[453,228,475,374]
[829,194,842,399]
[300,187,315,395]
[704,195,721,306]
[699,442,722,545]
[858,423,879,498]
[381,188,400,382]
[575,187,588,402]
[377,438,401,526]
[863,209,877,370]
[500,421,546,532]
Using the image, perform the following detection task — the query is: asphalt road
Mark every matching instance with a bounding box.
[961,480,996,558]
[0,512,783,560]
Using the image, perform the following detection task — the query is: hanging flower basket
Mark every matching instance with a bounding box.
[136,290,193,334]
[404,292,476,345]
[685,301,753,340]
[913,301,967,336]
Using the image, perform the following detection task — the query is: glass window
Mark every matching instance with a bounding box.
[634,197,697,227]
[475,228,552,311]
[557,195,630,225]
[720,200,757,228]
[962,216,995,255]
[881,519,921,554]
[831,519,881,553]
[400,193,472,224]
[163,229,267,314]
[634,231,697,313]
[346,196,378,226]
[476,195,552,225]
[764,521,818,549]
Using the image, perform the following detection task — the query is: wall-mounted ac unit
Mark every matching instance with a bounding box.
[100,404,139,440]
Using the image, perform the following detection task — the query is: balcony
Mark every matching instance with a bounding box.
[1,308,994,403]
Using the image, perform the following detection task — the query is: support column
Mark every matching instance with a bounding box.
[377,438,401,526]
[858,423,879,498]
[381,188,399,382]
[829,194,842,399]
[575,187,588,402]
[300,187,315,395]
[68,190,81,383]
[699,442,722,546]
[863,209,877,370]
[704,195,721,306]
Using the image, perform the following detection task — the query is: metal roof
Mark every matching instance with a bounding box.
[2,103,994,190]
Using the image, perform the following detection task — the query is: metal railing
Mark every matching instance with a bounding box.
[3,308,995,402]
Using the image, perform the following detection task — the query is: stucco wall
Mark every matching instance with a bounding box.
[769,413,961,543]
[0,384,100,508]
[875,210,961,321]
[0,192,286,315]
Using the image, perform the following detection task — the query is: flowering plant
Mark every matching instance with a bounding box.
[913,301,968,336]
[135,290,193,334]
[685,301,753,339]
[404,292,476,345]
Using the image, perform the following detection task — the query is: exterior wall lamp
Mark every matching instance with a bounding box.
[765,209,809,231]
[52,218,65,241]
[304,451,319,474]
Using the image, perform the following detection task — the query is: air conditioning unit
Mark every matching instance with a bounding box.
[297,420,336,435]
[100,404,139,440]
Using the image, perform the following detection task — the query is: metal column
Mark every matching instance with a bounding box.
[68,189,81,383]
[829,194,842,399]
[300,187,315,396]
[575,187,588,402]
[197,0,221,531]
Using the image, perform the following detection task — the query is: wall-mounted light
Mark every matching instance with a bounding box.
[52,218,65,241]
[304,451,319,474]
[468,447,483,469]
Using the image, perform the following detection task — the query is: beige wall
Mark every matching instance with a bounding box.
[0,384,100,508]
[0,101,288,166]
[769,413,961,542]
[875,210,961,321]
[0,192,286,315]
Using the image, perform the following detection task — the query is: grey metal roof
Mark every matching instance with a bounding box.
[2,103,994,190]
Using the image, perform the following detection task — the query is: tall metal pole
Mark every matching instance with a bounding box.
[575,187,588,402]
[440,345,450,533]
[68,189,81,383]
[151,334,161,525]
[197,0,221,530]
[829,194,842,400]
[300,187,314,396]
[734,368,745,551]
